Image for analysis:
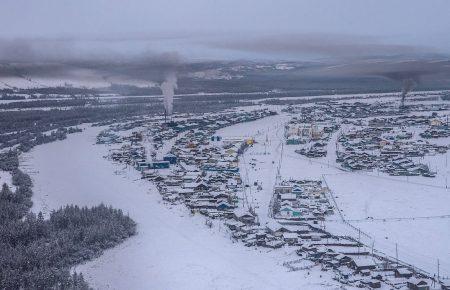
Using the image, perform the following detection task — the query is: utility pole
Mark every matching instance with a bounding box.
[358,228,361,255]
[438,259,440,282]
[396,243,399,267]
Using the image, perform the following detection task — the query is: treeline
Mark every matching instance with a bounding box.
[0,105,157,134]
[0,94,26,100]
[442,94,450,101]
[13,87,98,95]
[0,151,137,289]
[0,99,97,110]
[107,84,161,96]
[18,127,82,152]
[0,127,82,152]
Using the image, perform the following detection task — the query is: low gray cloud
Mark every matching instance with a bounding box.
[206,33,436,60]
[0,34,449,92]
[315,59,450,82]
[0,38,183,84]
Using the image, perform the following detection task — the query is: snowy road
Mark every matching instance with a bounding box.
[216,113,289,225]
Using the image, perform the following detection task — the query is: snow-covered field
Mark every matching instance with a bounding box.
[324,173,450,276]
[20,125,343,290]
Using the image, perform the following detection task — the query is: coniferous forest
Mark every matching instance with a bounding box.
[0,151,137,289]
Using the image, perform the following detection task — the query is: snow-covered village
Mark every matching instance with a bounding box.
[1,1,450,290]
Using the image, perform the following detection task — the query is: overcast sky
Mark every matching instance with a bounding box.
[1,0,450,60]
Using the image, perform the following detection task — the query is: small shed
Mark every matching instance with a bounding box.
[283,232,299,245]
[368,279,381,289]
[163,154,177,164]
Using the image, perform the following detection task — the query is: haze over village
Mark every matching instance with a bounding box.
[1,1,450,289]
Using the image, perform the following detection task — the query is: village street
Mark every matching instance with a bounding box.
[216,112,289,225]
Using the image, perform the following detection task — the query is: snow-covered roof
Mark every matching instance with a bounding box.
[280,193,296,200]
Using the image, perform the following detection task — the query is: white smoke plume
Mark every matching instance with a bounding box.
[161,71,177,116]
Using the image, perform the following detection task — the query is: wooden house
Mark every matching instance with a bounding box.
[282,232,299,245]
[406,279,430,290]
[234,211,256,224]
[395,268,413,279]
[349,257,377,271]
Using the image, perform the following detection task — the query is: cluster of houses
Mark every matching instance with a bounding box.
[226,178,442,290]
[295,142,328,158]
[285,101,403,120]
[285,122,325,145]
[420,125,450,139]
[369,115,437,128]
[268,179,448,290]
[284,112,339,144]
[224,179,338,250]
[281,100,450,288]
[284,116,339,158]
[96,129,122,144]
[273,180,333,221]
[104,109,275,219]
[337,126,445,177]
[286,99,450,129]
[283,102,450,177]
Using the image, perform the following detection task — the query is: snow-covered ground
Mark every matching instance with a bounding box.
[20,125,344,290]
[0,170,16,191]
[324,173,450,276]
[18,96,450,287]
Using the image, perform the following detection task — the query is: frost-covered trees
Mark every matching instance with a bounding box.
[0,188,137,289]
[0,158,136,289]
[0,151,19,171]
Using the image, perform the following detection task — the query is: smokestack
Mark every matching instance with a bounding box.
[161,71,177,118]
[400,78,415,108]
